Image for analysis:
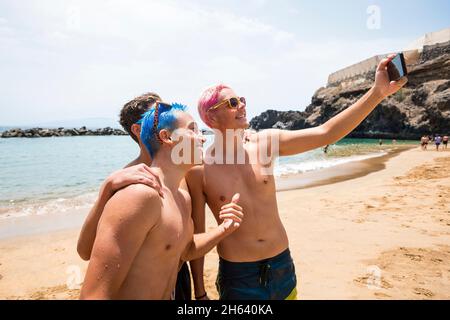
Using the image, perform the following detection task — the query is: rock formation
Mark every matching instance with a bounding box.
[250,41,450,139]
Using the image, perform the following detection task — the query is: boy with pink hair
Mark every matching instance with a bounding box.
[187,54,408,300]
[198,84,231,127]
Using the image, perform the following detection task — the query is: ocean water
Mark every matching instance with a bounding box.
[0,136,416,219]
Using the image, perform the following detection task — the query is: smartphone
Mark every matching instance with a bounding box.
[387,53,407,81]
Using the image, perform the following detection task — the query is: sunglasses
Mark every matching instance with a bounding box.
[208,96,246,112]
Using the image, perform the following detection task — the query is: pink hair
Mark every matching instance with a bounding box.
[197,84,230,127]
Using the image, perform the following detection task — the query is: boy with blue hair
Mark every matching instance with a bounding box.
[78,93,202,300]
[80,100,243,299]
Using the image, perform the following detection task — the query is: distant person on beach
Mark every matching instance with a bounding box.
[443,135,448,149]
[186,54,407,300]
[77,93,203,300]
[80,101,243,299]
[392,139,397,145]
[435,135,442,151]
[379,139,383,146]
[421,136,428,150]
[323,145,329,153]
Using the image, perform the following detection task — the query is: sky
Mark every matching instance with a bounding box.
[0,0,449,127]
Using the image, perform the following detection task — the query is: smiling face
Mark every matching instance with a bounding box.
[170,111,205,165]
[207,88,249,130]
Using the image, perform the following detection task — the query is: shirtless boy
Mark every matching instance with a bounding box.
[77,93,195,300]
[80,102,243,299]
[187,54,408,300]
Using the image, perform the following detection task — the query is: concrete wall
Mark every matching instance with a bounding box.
[328,50,421,85]
[328,55,383,85]
[405,27,450,51]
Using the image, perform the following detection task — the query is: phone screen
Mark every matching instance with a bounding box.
[387,53,407,81]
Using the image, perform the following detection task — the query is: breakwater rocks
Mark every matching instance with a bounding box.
[1,127,127,138]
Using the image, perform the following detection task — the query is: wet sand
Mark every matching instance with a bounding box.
[276,145,414,191]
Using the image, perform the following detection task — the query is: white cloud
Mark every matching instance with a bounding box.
[249,0,268,7]
[0,0,413,126]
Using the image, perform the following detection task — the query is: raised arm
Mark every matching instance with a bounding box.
[79,185,160,299]
[77,164,162,261]
[268,54,408,157]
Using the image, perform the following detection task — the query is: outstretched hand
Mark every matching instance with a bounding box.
[219,193,243,234]
[106,164,163,197]
[373,53,408,98]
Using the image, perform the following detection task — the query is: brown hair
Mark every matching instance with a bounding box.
[119,92,161,143]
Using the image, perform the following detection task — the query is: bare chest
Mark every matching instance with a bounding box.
[144,196,193,255]
[203,163,275,212]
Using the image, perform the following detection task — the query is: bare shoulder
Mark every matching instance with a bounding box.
[186,165,204,184]
[103,184,162,226]
[244,128,260,143]
[254,128,280,140]
[246,128,279,147]
[246,129,280,155]
[116,183,161,203]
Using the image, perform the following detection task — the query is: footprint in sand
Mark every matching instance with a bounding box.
[0,274,3,280]
[374,292,391,298]
[29,285,80,300]
[353,276,393,289]
[442,218,450,224]
[431,258,443,264]
[413,287,434,297]
[404,253,423,262]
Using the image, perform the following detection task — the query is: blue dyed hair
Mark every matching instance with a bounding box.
[139,103,187,158]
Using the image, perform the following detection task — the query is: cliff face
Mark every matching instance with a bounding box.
[250,41,450,139]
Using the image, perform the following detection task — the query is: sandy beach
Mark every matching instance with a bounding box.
[0,146,449,300]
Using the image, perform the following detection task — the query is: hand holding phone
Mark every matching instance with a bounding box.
[387,53,408,81]
[373,53,408,98]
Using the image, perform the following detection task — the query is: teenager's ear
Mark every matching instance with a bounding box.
[131,124,141,141]
[158,129,173,145]
[206,112,218,128]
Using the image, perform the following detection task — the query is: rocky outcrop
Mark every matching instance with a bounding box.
[420,40,450,62]
[1,126,127,138]
[250,42,450,139]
